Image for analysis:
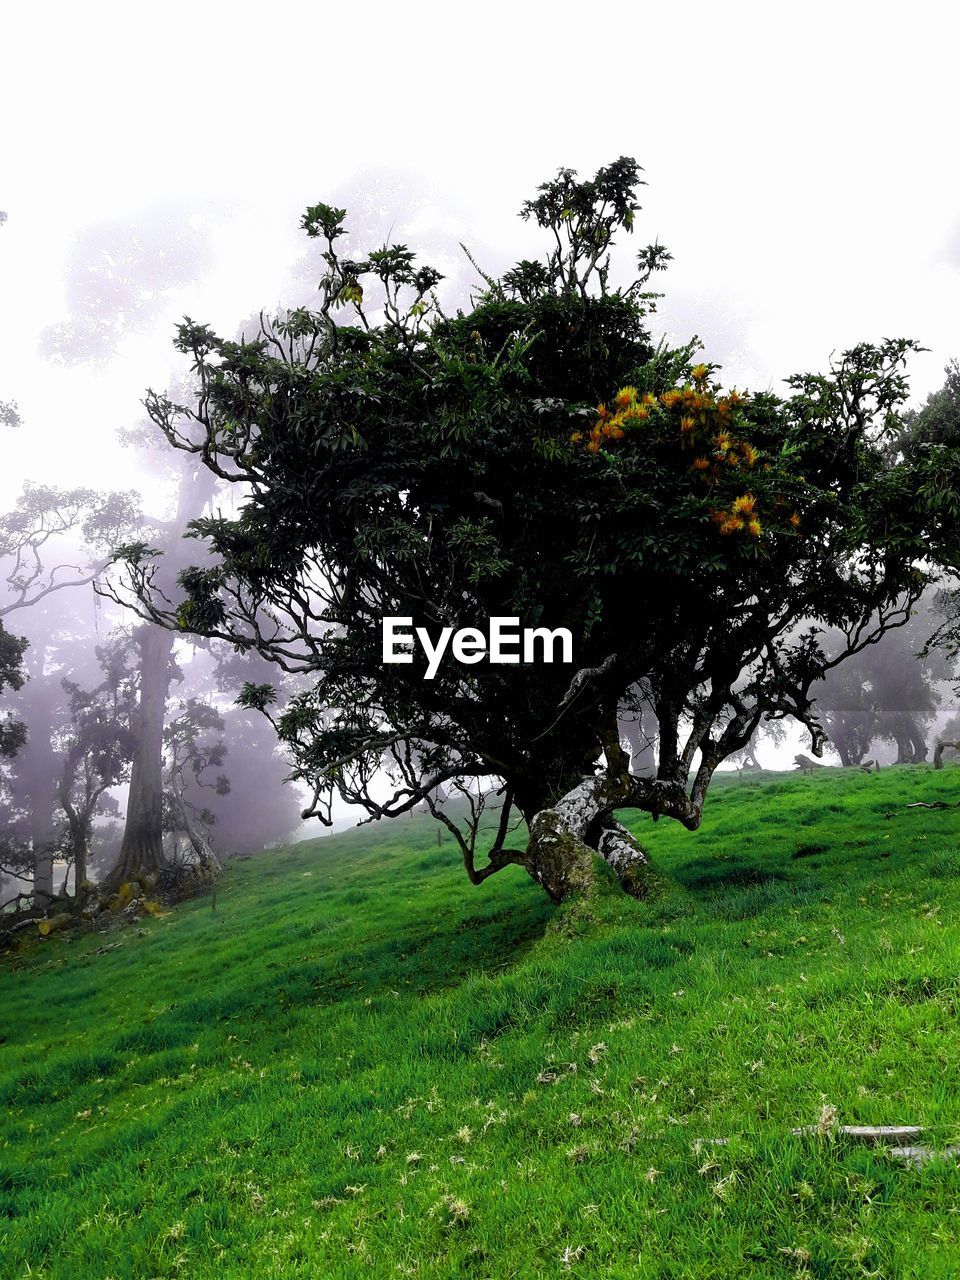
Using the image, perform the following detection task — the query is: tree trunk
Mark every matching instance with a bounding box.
[892,715,927,764]
[29,764,58,900]
[907,716,928,764]
[110,462,216,885]
[20,678,60,901]
[525,773,662,904]
[170,792,220,873]
[69,826,88,895]
[111,625,174,881]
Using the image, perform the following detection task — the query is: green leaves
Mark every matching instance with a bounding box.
[516,157,651,297]
[300,203,348,242]
[236,682,277,712]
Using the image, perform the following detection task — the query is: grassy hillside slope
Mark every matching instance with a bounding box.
[3,767,960,1278]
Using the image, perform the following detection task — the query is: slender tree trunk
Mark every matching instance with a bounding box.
[70,825,88,893]
[907,716,928,763]
[170,792,220,872]
[111,625,174,880]
[21,679,60,901]
[29,767,58,899]
[109,462,216,885]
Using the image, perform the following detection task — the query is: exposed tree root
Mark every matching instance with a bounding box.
[525,772,669,903]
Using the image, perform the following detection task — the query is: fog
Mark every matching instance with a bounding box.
[2,1,959,901]
[5,4,960,501]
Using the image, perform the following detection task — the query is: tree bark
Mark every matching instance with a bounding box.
[20,675,60,901]
[169,792,220,873]
[891,714,927,764]
[907,716,928,763]
[524,772,671,904]
[110,624,174,881]
[110,462,215,885]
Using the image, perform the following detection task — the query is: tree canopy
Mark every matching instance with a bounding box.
[111,158,960,901]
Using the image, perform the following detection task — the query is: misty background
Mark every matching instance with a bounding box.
[2,0,960,891]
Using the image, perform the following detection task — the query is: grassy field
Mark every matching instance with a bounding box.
[3,767,960,1279]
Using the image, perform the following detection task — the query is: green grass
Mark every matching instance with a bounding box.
[3,766,960,1278]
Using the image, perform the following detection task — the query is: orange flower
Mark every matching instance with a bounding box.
[570,431,583,443]
[718,515,745,535]
[788,512,801,529]
[731,494,756,516]
[691,363,710,383]
[747,517,762,538]
[586,438,601,453]
[623,405,650,424]
[680,416,695,434]
[715,432,732,453]
[613,386,638,409]
[661,389,682,408]
[691,456,711,471]
[608,425,625,440]
[740,443,758,467]
[596,403,609,421]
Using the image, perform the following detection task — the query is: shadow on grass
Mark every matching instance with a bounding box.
[2,882,556,1109]
[675,857,790,893]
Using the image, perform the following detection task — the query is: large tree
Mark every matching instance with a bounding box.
[896,361,960,745]
[810,596,950,766]
[0,483,141,900]
[109,159,960,902]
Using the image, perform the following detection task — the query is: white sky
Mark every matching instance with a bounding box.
[4,1,960,502]
[2,0,959,790]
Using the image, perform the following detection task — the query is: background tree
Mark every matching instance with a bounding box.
[894,367,960,753]
[39,201,212,365]
[0,483,141,901]
[726,719,788,771]
[617,683,658,776]
[176,642,304,854]
[0,623,27,761]
[0,622,29,904]
[56,635,138,892]
[108,159,960,903]
[812,654,877,767]
[161,698,227,873]
[105,453,218,885]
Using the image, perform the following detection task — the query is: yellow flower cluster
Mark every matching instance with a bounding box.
[572,385,658,451]
[571,370,755,462]
[712,499,762,538]
[568,368,808,549]
[712,496,804,542]
[653,380,752,471]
